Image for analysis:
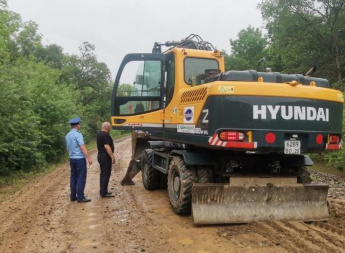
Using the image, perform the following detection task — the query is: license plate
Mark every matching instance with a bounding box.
[284,140,301,154]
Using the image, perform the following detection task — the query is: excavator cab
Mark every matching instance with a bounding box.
[111,53,165,131]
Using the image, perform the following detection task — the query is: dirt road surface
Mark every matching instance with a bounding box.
[0,136,344,253]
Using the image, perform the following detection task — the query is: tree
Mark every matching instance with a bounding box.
[0,8,116,175]
[225,26,267,71]
[61,42,112,104]
[0,0,7,9]
[0,9,21,66]
[0,74,41,174]
[60,42,113,138]
[259,0,345,88]
[16,21,42,57]
[36,44,64,69]
[0,54,79,174]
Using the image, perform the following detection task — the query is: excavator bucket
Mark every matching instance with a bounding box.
[120,159,141,185]
[121,131,150,186]
[192,177,329,225]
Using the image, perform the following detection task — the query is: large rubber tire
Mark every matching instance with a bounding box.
[297,166,312,184]
[142,149,160,190]
[196,166,213,183]
[168,156,197,214]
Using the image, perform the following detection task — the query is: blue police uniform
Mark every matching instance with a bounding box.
[65,117,88,202]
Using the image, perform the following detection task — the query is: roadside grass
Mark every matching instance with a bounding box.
[309,162,345,179]
[0,159,68,203]
[0,130,131,203]
[110,129,131,140]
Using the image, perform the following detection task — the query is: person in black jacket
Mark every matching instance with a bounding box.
[96,122,115,198]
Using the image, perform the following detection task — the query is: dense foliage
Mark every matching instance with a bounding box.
[226,1,345,86]
[0,6,113,176]
[225,26,268,71]
[260,0,345,88]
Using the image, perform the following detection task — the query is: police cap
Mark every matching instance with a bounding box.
[69,117,81,124]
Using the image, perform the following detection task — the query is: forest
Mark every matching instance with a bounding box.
[0,2,113,176]
[0,0,344,177]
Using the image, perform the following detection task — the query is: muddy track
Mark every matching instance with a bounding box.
[0,136,344,253]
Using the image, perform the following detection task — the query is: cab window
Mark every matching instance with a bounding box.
[184,58,219,85]
[166,53,175,106]
[116,60,161,115]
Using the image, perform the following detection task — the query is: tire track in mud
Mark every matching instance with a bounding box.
[312,221,345,236]
[252,220,345,253]
[278,221,343,253]
[328,198,345,230]
[218,216,345,253]
[301,222,345,249]
[0,164,72,251]
[255,222,305,253]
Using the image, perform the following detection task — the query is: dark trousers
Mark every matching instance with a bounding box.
[97,153,112,196]
[69,158,87,201]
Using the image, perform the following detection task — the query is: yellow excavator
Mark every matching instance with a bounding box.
[111,34,343,224]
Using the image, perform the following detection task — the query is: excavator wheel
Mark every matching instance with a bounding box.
[297,166,312,184]
[168,156,197,214]
[142,149,160,190]
[196,166,214,183]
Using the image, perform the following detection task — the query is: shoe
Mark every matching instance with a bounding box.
[77,197,91,203]
[71,198,77,202]
[101,193,115,198]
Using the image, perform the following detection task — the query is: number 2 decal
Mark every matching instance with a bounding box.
[202,109,209,123]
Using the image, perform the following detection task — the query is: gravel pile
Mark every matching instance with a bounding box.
[310,170,345,199]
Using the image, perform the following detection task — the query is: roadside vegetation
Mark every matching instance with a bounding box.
[0,2,115,180]
[0,0,344,185]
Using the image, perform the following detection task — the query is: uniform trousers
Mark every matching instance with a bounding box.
[69,158,87,201]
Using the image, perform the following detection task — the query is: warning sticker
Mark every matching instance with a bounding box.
[218,86,234,94]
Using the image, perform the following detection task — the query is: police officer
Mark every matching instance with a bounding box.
[65,117,93,203]
[97,122,115,198]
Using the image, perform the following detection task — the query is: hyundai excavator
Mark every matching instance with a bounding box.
[111,34,343,225]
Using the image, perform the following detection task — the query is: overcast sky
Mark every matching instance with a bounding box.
[8,0,264,79]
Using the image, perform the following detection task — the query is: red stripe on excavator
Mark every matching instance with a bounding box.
[326,143,342,150]
[224,142,257,149]
[209,134,257,149]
